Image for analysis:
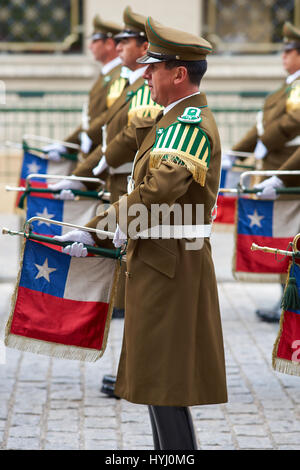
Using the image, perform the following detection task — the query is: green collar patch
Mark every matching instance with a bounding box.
[177,107,202,124]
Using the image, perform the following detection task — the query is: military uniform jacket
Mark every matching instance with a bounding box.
[73,77,162,201]
[65,63,123,146]
[232,78,300,170]
[86,93,228,406]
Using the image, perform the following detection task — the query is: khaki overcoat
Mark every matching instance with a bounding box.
[87,93,228,406]
[232,78,300,170]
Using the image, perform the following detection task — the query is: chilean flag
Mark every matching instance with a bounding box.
[16,151,76,207]
[5,240,118,362]
[273,263,300,376]
[215,168,240,224]
[233,197,300,281]
[26,193,101,237]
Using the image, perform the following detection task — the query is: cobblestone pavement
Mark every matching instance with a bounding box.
[1,226,300,450]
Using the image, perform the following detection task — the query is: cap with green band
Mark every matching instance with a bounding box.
[90,15,122,41]
[137,17,212,64]
[283,21,300,51]
[114,6,147,41]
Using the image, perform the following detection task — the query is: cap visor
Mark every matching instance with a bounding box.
[114,31,141,40]
[136,54,163,64]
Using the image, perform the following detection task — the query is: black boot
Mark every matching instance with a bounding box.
[149,405,198,450]
[100,374,120,399]
[255,284,284,323]
[112,308,125,319]
[148,406,161,450]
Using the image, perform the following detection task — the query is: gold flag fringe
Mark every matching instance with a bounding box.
[272,357,300,377]
[233,272,282,283]
[271,266,300,377]
[5,239,121,362]
[5,333,103,362]
[150,152,207,186]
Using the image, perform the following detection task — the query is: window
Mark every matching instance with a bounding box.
[0,0,83,53]
[203,0,299,54]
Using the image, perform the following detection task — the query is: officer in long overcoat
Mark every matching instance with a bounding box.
[58,17,228,450]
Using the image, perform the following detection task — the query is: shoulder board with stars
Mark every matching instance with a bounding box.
[286,79,300,111]
[127,83,163,124]
[150,108,211,186]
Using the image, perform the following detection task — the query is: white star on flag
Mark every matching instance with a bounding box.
[247,209,264,228]
[27,161,41,174]
[34,258,57,282]
[36,207,56,226]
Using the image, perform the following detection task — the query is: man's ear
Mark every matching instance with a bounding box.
[173,66,188,85]
[140,41,149,56]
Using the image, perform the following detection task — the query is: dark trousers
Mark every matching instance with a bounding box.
[148,405,198,450]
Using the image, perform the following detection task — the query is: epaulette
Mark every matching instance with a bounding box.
[150,107,210,186]
[127,83,163,124]
[106,76,128,108]
[287,79,300,111]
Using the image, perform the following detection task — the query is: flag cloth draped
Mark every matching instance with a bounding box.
[214,168,242,225]
[16,150,77,207]
[233,197,300,281]
[273,262,300,376]
[26,192,101,236]
[5,239,119,362]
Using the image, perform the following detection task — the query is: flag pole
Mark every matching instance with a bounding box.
[226,150,254,158]
[239,170,300,191]
[219,169,300,194]
[22,134,80,150]
[2,219,126,260]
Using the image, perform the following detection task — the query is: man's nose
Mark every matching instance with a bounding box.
[143,66,151,80]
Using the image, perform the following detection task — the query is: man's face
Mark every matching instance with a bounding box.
[116,37,147,70]
[89,39,108,63]
[282,48,300,74]
[143,62,176,106]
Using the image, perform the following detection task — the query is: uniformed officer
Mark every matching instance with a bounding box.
[225,21,300,323]
[56,17,227,450]
[255,146,300,199]
[52,7,163,403]
[227,22,300,172]
[43,15,123,160]
[50,6,162,202]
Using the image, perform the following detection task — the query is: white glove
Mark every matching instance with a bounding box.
[221,152,235,170]
[254,139,268,159]
[43,143,67,161]
[255,175,284,200]
[54,229,94,257]
[113,224,127,248]
[56,189,76,200]
[80,132,93,154]
[92,156,109,176]
[63,243,88,257]
[48,178,87,191]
